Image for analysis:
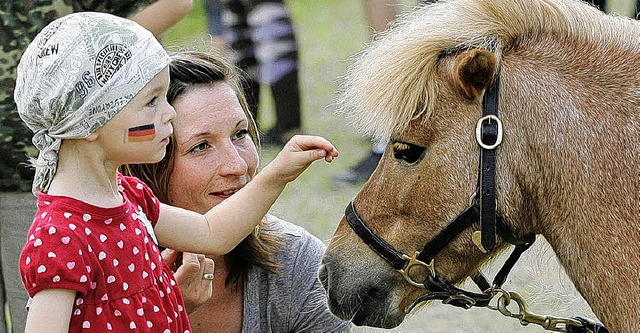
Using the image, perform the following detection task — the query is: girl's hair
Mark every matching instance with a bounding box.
[123,51,282,287]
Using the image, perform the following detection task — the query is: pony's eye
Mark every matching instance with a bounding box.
[392,142,426,164]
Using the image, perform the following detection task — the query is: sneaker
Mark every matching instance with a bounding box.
[333,151,383,185]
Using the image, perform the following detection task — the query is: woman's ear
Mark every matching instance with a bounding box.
[453,49,498,100]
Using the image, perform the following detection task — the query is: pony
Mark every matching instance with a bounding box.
[320,0,639,331]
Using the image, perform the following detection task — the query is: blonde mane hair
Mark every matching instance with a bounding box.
[339,0,640,141]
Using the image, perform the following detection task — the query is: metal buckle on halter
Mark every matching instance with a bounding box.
[442,294,476,309]
[398,251,435,288]
[475,115,503,150]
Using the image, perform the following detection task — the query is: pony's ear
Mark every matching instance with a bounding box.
[454,49,498,100]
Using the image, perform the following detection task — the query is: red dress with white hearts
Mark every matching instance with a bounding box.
[20,174,191,332]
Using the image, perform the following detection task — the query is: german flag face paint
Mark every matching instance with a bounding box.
[128,124,156,142]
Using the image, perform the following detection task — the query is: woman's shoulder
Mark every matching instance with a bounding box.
[264,214,307,235]
[263,214,327,265]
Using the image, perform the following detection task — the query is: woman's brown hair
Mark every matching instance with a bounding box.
[123,51,282,288]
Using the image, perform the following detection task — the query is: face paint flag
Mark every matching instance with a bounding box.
[128,124,156,142]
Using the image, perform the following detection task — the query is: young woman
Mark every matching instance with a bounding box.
[126,51,352,332]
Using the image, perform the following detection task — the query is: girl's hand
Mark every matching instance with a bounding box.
[264,135,339,182]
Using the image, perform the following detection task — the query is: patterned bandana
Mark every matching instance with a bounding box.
[15,12,169,195]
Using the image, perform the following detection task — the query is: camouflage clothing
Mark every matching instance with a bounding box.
[0,0,156,191]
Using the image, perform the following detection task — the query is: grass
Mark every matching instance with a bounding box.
[162,1,598,332]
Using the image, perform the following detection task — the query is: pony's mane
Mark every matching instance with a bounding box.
[339,0,639,140]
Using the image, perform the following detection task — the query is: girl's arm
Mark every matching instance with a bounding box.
[25,289,75,333]
[154,135,338,255]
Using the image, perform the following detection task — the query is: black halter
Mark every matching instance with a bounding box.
[344,69,536,311]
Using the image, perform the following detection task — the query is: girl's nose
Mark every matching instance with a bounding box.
[162,100,177,123]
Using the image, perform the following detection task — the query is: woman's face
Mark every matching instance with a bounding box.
[167,83,258,214]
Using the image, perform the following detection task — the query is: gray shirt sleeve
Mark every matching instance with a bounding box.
[243,216,352,333]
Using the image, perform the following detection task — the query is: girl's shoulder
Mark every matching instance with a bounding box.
[116,173,161,224]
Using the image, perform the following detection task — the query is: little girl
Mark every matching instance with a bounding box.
[15,12,338,333]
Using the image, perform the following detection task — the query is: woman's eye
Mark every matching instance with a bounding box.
[392,142,426,164]
[189,141,210,153]
[234,129,249,140]
[146,97,158,107]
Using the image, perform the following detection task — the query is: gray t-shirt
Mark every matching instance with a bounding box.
[242,216,352,332]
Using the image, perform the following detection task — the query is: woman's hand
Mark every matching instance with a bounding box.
[163,249,215,314]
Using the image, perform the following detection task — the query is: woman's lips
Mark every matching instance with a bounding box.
[210,188,241,199]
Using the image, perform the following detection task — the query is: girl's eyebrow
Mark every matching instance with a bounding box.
[146,85,164,95]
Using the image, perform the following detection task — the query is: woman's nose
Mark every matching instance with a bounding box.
[218,144,248,177]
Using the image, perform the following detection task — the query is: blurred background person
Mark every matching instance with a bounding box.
[125,51,351,332]
[205,0,303,146]
[0,1,193,332]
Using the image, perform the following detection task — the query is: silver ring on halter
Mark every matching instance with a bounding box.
[475,115,503,150]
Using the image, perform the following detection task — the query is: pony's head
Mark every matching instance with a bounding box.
[320,0,631,328]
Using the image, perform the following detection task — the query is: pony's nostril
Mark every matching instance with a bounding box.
[365,286,387,301]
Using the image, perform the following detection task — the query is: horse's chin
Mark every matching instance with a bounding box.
[319,256,406,328]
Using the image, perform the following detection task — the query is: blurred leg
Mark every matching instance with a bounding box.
[222,0,261,120]
[1,251,5,333]
[364,0,397,34]
[333,0,397,186]
[0,192,35,333]
[249,0,301,141]
[204,0,228,52]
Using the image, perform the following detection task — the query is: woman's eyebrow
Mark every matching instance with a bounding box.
[178,131,211,148]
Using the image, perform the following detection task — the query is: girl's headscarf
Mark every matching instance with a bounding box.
[15,12,169,195]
